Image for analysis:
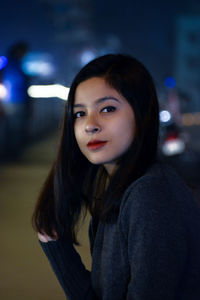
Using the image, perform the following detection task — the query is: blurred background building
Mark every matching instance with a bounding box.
[41,0,121,83]
[174,14,200,113]
[42,0,95,83]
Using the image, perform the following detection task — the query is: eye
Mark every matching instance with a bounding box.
[73,111,85,119]
[101,106,116,113]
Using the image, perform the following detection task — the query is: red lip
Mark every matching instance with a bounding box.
[87,140,107,150]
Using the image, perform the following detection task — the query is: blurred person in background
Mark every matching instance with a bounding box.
[33,54,200,299]
[2,41,30,161]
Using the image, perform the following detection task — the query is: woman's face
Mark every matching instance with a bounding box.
[73,77,136,175]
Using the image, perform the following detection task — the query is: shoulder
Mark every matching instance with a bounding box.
[120,161,193,211]
[118,162,196,237]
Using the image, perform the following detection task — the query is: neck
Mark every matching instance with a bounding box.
[103,163,119,177]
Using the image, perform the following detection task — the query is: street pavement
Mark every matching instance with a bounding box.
[0,132,91,300]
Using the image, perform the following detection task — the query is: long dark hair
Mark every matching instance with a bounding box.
[32,54,159,244]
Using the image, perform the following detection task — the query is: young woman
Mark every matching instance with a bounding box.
[32,54,200,300]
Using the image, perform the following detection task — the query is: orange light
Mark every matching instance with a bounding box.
[194,112,200,126]
[182,113,195,126]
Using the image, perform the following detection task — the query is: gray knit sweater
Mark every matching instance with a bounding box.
[40,162,200,299]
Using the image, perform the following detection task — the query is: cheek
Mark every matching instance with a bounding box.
[120,125,135,148]
[127,119,136,141]
[114,114,136,143]
[126,111,136,140]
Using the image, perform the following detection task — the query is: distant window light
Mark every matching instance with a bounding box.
[24,61,54,76]
[182,113,195,126]
[22,52,55,77]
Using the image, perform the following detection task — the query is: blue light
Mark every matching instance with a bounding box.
[80,50,96,66]
[159,110,171,123]
[21,52,55,77]
[164,77,176,88]
[0,56,8,70]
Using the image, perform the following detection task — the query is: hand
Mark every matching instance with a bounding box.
[38,231,58,243]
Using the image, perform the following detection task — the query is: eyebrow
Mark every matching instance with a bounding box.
[73,96,120,108]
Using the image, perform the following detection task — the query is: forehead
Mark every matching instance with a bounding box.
[74,77,121,104]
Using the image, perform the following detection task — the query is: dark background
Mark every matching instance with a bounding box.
[0,0,199,86]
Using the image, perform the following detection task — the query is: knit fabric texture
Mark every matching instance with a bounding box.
[39,162,200,299]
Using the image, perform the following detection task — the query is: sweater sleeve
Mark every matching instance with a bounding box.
[39,238,97,300]
[120,177,187,300]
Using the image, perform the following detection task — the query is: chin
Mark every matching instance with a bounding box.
[88,159,105,165]
[87,156,116,166]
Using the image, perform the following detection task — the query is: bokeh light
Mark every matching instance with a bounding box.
[22,52,55,77]
[164,76,176,88]
[0,56,8,70]
[159,110,172,123]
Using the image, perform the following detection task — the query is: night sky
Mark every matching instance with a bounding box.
[0,0,54,51]
[0,0,199,86]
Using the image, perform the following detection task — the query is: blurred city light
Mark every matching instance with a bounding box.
[80,49,96,66]
[28,84,69,100]
[195,112,200,125]
[24,61,53,76]
[0,83,7,99]
[0,56,8,70]
[22,52,55,77]
[182,112,200,126]
[159,110,172,123]
[164,76,176,88]
[162,138,185,156]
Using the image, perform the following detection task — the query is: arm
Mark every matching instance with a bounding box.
[120,178,187,300]
[39,236,97,300]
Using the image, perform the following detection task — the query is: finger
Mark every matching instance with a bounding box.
[38,232,48,243]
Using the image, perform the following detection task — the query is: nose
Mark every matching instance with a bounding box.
[85,113,101,134]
